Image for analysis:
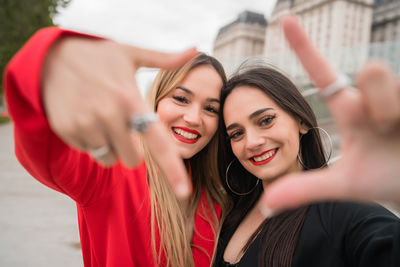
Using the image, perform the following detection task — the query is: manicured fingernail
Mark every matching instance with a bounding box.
[259,205,274,218]
[175,182,190,199]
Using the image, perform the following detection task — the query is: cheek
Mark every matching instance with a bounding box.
[284,132,301,156]
[276,124,299,146]
[157,101,176,125]
[289,129,301,146]
[203,116,219,135]
[230,142,242,159]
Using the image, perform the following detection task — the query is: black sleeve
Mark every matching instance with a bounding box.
[321,201,400,267]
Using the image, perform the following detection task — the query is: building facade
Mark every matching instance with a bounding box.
[370,0,400,73]
[371,0,400,43]
[264,0,374,86]
[213,10,267,74]
[213,0,400,83]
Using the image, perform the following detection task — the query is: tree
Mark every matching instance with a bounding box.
[0,0,70,107]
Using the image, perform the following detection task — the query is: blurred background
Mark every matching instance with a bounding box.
[1,0,399,266]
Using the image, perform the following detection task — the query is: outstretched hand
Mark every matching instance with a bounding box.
[42,36,197,199]
[260,15,400,213]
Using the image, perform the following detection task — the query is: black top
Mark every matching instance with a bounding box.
[214,202,400,267]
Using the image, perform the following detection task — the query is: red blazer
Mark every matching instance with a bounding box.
[4,27,221,267]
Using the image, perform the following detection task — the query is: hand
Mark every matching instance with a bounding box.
[260,15,400,213]
[42,35,197,199]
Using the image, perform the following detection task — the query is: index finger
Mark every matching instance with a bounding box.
[141,122,191,199]
[122,45,199,70]
[281,15,337,89]
[281,15,361,128]
[119,46,194,199]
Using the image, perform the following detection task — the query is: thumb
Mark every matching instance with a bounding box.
[260,168,352,213]
[121,44,198,70]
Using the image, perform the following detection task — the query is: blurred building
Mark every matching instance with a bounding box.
[264,0,374,86]
[213,10,267,74]
[213,0,400,80]
[369,0,400,72]
[371,0,400,43]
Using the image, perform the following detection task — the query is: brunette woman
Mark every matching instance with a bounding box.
[214,65,400,267]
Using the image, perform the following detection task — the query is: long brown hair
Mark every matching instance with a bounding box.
[143,53,230,267]
[218,66,327,266]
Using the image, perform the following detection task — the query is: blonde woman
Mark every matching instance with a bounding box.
[5,28,229,266]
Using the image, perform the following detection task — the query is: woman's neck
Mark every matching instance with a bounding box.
[260,161,304,190]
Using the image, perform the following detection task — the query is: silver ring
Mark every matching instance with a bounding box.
[89,145,110,159]
[130,113,159,133]
[320,74,350,100]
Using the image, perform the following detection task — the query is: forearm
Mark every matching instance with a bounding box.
[5,27,102,199]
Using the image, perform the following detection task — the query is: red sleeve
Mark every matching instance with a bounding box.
[4,27,121,205]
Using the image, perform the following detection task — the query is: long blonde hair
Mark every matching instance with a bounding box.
[142,54,230,267]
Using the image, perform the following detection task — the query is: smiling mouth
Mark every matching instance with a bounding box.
[172,127,200,144]
[250,148,278,166]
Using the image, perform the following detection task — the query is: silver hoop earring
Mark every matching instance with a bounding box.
[298,126,333,170]
[225,159,260,196]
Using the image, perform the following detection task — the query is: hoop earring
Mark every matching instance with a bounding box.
[225,159,260,196]
[297,126,333,170]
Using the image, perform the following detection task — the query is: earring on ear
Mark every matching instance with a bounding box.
[297,126,333,170]
[225,158,260,196]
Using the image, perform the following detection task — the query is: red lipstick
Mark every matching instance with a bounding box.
[172,127,201,144]
[249,148,278,166]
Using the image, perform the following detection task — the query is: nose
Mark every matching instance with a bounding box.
[245,128,264,151]
[183,104,201,126]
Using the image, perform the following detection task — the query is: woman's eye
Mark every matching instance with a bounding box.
[259,115,276,126]
[205,105,219,114]
[173,95,188,104]
[228,131,242,140]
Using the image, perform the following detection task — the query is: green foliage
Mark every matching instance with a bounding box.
[0,116,10,125]
[0,0,70,97]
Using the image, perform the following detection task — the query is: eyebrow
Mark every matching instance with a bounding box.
[176,86,220,103]
[176,86,193,95]
[249,108,273,119]
[226,108,274,131]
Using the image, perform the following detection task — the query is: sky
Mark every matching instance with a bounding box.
[53,0,278,92]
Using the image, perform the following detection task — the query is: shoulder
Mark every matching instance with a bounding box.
[311,201,397,221]
[306,201,399,238]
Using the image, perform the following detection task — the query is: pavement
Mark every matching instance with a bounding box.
[0,123,83,267]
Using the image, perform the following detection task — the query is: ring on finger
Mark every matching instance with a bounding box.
[320,73,350,100]
[130,112,159,133]
[89,144,111,159]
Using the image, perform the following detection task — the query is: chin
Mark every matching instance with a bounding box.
[254,169,282,182]
[178,150,197,160]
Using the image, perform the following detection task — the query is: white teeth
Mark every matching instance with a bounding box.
[173,128,199,140]
[253,150,276,162]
